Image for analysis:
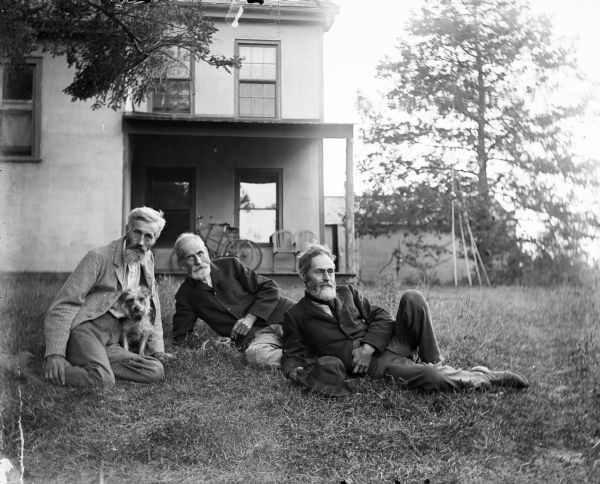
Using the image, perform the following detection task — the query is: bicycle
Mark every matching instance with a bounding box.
[169,217,263,271]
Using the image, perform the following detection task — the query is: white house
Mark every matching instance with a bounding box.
[0,0,356,277]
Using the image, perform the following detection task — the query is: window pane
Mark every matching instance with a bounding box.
[264,84,275,98]
[238,44,277,118]
[239,97,252,116]
[239,46,251,59]
[2,66,33,100]
[153,79,190,113]
[251,46,264,63]
[251,64,264,79]
[239,83,252,97]
[251,97,263,116]
[263,47,276,64]
[160,209,191,246]
[167,47,190,79]
[263,64,276,80]
[240,181,276,209]
[147,169,194,247]
[0,110,32,155]
[251,84,263,97]
[150,180,191,208]
[239,209,276,243]
[239,82,276,118]
[239,63,249,80]
[263,98,275,117]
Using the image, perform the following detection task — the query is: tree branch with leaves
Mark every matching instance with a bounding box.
[0,0,238,109]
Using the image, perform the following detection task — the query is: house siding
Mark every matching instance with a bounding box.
[1,55,123,272]
[1,4,340,274]
[152,22,324,120]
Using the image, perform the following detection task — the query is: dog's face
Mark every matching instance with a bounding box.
[119,286,151,321]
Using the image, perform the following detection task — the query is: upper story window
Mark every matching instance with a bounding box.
[0,60,41,160]
[152,47,193,114]
[237,43,278,118]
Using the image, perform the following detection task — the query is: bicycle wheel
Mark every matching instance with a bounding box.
[225,239,263,271]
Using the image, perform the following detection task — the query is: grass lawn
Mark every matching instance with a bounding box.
[1,272,599,483]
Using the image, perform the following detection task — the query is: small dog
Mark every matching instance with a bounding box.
[116,286,154,355]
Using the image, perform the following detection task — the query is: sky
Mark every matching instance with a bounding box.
[321,0,600,196]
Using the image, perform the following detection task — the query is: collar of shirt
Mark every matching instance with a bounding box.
[305,291,337,317]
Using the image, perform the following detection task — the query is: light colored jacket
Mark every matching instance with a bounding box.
[44,238,164,357]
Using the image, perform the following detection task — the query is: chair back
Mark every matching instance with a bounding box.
[294,230,318,254]
[271,229,294,254]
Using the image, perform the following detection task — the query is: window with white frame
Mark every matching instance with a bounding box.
[238,43,278,118]
[236,169,282,243]
[0,60,41,159]
[153,47,193,114]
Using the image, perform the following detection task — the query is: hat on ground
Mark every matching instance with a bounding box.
[297,356,351,397]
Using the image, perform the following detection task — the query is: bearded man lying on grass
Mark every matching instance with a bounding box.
[282,244,529,396]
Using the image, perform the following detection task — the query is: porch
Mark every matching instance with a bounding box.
[122,113,356,276]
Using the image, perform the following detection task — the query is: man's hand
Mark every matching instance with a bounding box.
[288,367,305,383]
[352,343,376,375]
[152,352,175,363]
[44,355,72,386]
[231,314,257,338]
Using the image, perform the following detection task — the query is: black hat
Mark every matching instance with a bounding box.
[297,356,351,397]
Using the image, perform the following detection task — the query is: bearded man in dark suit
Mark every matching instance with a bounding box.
[172,233,295,368]
[282,244,529,393]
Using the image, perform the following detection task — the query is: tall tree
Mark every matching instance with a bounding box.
[358,0,599,282]
[0,0,238,109]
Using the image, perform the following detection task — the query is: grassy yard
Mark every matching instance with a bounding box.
[1,272,599,483]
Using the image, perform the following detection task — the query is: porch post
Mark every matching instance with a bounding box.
[122,133,132,235]
[344,135,355,273]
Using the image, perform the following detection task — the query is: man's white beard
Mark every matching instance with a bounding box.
[191,267,211,284]
[306,281,336,301]
[125,248,145,264]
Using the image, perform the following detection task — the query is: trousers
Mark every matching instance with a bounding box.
[60,312,164,387]
[244,324,283,368]
[369,290,491,391]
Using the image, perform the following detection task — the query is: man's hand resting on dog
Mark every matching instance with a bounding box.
[231,313,257,338]
[44,355,72,386]
[152,352,175,363]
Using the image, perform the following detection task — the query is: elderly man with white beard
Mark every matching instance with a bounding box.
[171,233,295,368]
[281,244,529,394]
[0,207,172,388]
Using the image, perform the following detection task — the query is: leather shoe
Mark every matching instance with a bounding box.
[471,365,529,388]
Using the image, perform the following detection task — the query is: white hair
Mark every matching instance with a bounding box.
[174,232,206,261]
[128,206,166,236]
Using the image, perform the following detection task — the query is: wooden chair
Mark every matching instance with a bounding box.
[294,230,318,267]
[270,229,294,271]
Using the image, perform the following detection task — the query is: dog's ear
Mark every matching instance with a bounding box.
[140,286,151,298]
[118,289,132,303]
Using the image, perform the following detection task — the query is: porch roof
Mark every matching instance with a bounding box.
[122,113,353,139]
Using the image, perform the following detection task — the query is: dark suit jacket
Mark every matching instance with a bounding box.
[172,257,295,341]
[281,284,395,375]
